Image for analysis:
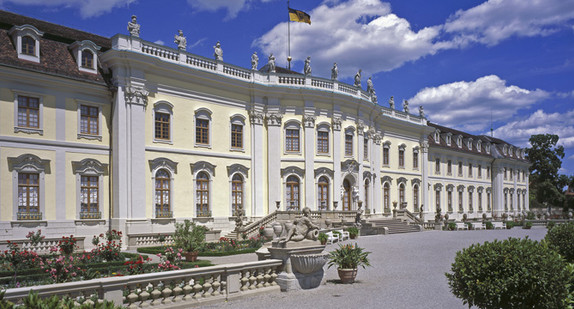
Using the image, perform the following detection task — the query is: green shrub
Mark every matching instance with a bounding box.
[318,232,328,244]
[346,227,359,237]
[446,222,456,231]
[446,237,570,309]
[547,221,556,230]
[527,211,536,220]
[523,221,533,229]
[173,220,207,253]
[546,221,574,263]
[485,221,493,230]
[505,221,515,229]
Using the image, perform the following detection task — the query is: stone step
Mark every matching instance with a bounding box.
[367,218,421,234]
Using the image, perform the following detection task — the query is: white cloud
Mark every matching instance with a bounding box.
[569,154,574,160]
[186,0,275,20]
[408,75,549,132]
[154,40,165,45]
[1,0,136,18]
[253,0,448,78]
[443,0,574,46]
[490,109,574,149]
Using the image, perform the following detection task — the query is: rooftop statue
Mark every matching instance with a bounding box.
[389,96,395,109]
[366,77,374,95]
[174,30,186,50]
[331,62,338,80]
[354,69,362,88]
[403,100,409,113]
[268,53,276,73]
[213,41,223,61]
[127,15,140,37]
[419,105,425,118]
[279,207,319,244]
[251,52,259,70]
[304,56,312,75]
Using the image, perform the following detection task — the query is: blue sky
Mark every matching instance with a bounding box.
[2,0,574,175]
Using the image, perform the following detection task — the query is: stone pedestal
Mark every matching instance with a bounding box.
[268,242,327,292]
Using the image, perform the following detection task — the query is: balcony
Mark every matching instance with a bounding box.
[80,211,101,220]
[17,211,42,220]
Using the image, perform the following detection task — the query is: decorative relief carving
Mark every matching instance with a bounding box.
[363,171,373,180]
[411,178,421,185]
[314,167,334,178]
[227,164,249,178]
[332,117,342,131]
[342,159,359,174]
[446,184,454,192]
[396,177,407,185]
[191,161,216,177]
[420,140,429,153]
[266,113,282,126]
[248,109,264,125]
[356,120,365,135]
[381,175,393,184]
[8,154,50,173]
[468,185,475,192]
[124,86,149,107]
[303,114,316,128]
[281,166,305,178]
[373,133,382,145]
[149,157,178,174]
[73,159,108,176]
[457,185,465,192]
[477,186,484,193]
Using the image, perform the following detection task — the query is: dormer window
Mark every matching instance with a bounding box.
[434,130,440,144]
[477,140,482,152]
[467,138,473,150]
[443,133,452,146]
[69,40,101,74]
[456,136,463,148]
[486,144,491,154]
[8,24,44,63]
[503,145,508,155]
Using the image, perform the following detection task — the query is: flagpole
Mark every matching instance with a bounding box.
[287,0,292,70]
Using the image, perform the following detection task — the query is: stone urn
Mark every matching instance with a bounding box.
[291,253,329,274]
[272,221,283,239]
[324,218,332,228]
[262,225,274,241]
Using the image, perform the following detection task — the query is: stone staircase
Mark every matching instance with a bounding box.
[367,218,422,234]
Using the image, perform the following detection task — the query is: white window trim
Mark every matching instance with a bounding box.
[153,101,174,145]
[316,123,331,157]
[284,121,302,155]
[72,159,107,220]
[77,101,103,141]
[344,127,355,158]
[150,158,178,218]
[13,91,44,135]
[230,114,246,152]
[283,174,302,211]
[194,108,212,149]
[9,154,50,221]
[9,25,43,63]
[315,174,332,211]
[69,40,101,74]
[398,143,406,169]
[363,137,369,161]
[383,141,391,167]
[191,161,216,217]
[412,147,419,171]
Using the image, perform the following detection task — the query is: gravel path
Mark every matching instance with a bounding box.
[201,227,547,309]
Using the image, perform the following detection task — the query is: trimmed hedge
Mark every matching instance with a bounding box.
[545,221,574,263]
[446,237,570,309]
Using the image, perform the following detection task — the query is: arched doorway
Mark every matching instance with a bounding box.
[343,179,352,211]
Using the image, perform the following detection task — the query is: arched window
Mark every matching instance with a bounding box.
[447,190,453,212]
[399,183,405,205]
[286,175,300,210]
[364,178,370,210]
[398,145,405,168]
[80,175,98,217]
[318,176,329,210]
[196,172,210,217]
[343,179,352,211]
[231,174,243,216]
[413,184,419,212]
[22,36,35,55]
[81,49,94,68]
[18,173,40,217]
[383,183,390,212]
[155,169,171,218]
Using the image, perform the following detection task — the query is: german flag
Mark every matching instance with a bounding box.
[289,8,311,24]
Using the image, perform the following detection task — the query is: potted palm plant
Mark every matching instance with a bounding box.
[318,232,328,245]
[173,220,207,261]
[347,227,359,239]
[327,243,371,284]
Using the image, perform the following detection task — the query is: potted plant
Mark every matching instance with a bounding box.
[327,243,371,284]
[318,232,328,245]
[347,227,359,239]
[173,219,207,261]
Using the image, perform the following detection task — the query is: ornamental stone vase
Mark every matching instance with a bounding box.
[337,268,358,284]
[262,225,274,241]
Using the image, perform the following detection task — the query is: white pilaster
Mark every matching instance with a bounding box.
[421,140,430,218]
[357,121,365,210]
[266,103,282,212]
[492,162,504,216]
[372,133,382,213]
[249,109,265,217]
[332,116,342,209]
[303,113,316,210]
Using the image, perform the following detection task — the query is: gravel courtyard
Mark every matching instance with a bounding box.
[205,227,547,309]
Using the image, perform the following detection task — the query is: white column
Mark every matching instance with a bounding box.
[357,121,365,210]
[266,109,282,212]
[524,173,530,211]
[249,109,265,217]
[421,140,430,218]
[372,134,382,213]
[332,117,342,209]
[303,114,316,209]
[492,162,504,216]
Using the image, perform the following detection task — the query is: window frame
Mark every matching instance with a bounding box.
[14,93,44,135]
[194,108,212,148]
[10,154,49,221]
[398,144,406,168]
[344,129,354,157]
[231,173,244,216]
[69,40,101,74]
[154,169,172,218]
[383,142,391,166]
[230,115,246,151]
[412,148,419,170]
[8,25,43,63]
[196,171,211,217]
[286,175,301,211]
[318,176,329,210]
[153,101,174,144]
[284,121,301,153]
[77,103,102,141]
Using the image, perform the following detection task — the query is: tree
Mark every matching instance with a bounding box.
[526,134,566,208]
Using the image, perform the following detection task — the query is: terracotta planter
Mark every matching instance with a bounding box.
[350,234,357,239]
[338,268,358,284]
[183,251,199,262]
[320,240,327,245]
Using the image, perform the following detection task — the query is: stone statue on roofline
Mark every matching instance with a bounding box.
[403,99,409,113]
[127,15,140,37]
[331,63,338,80]
[354,69,362,88]
[174,30,186,50]
[213,41,223,61]
[304,56,312,75]
[268,53,276,73]
[278,207,319,244]
[251,52,259,70]
[366,77,374,95]
[389,96,395,109]
[419,105,425,118]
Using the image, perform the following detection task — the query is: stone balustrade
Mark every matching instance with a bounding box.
[3,260,282,308]
[0,237,85,254]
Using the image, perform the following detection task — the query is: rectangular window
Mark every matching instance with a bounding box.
[478,165,482,178]
[22,36,35,55]
[81,50,94,68]
[398,149,405,167]
[478,192,483,211]
[196,118,209,145]
[469,192,473,211]
[458,191,463,212]
[18,173,40,219]
[435,191,441,212]
[448,191,453,212]
[286,129,300,152]
[80,175,99,218]
[17,96,39,128]
[435,158,440,174]
[155,112,170,140]
[231,124,243,148]
[468,164,473,177]
[345,134,353,156]
[363,138,368,160]
[413,151,419,169]
[317,131,329,154]
[504,168,507,180]
[458,162,463,177]
[447,160,452,175]
[383,147,389,165]
[487,192,491,210]
[80,105,99,135]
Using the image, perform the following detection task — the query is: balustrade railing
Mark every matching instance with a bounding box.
[186,55,217,71]
[3,260,282,308]
[141,42,179,61]
[311,78,334,89]
[17,211,42,220]
[278,75,304,85]
[0,237,85,254]
[223,65,251,80]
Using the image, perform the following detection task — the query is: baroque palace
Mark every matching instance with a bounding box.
[0,11,529,245]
